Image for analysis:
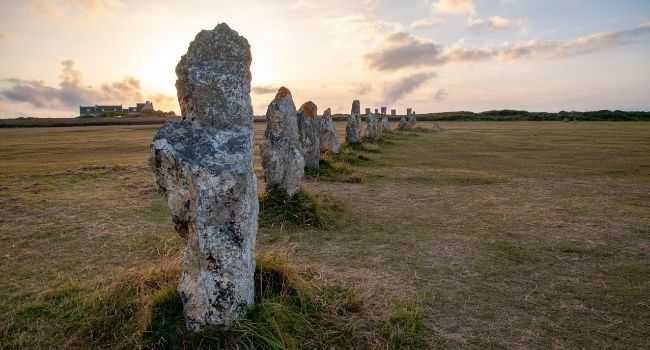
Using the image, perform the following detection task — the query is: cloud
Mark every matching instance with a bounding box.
[410,18,445,29]
[0,33,13,41]
[0,59,173,111]
[381,72,437,105]
[252,85,278,95]
[26,0,122,20]
[349,83,374,96]
[433,88,449,101]
[431,0,476,16]
[364,32,446,71]
[501,22,650,60]
[468,16,528,32]
[365,22,650,71]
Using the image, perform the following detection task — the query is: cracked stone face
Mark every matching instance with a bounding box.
[259,87,304,196]
[318,108,341,154]
[345,100,362,143]
[149,23,258,332]
[297,101,320,167]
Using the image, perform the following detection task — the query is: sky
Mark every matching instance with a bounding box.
[0,0,649,118]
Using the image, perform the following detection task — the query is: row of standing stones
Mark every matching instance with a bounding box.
[147,23,419,333]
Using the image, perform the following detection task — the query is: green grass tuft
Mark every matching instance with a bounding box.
[304,158,362,183]
[259,187,342,229]
[379,302,428,349]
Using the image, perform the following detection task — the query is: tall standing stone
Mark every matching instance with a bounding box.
[391,109,396,116]
[408,111,417,128]
[319,107,341,154]
[346,100,362,144]
[407,108,412,116]
[382,115,390,131]
[398,117,408,130]
[365,111,377,139]
[297,101,320,167]
[381,107,387,115]
[365,108,371,114]
[259,87,304,196]
[149,23,258,332]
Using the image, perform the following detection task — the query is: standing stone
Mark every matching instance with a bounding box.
[297,101,320,167]
[345,100,362,144]
[375,114,383,139]
[365,112,376,139]
[381,107,387,115]
[408,111,417,128]
[319,107,341,154]
[398,117,408,130]
[391,109,396,116]
[149,23,258,332]
[407,108,412,116]
[259,87,304,196]
[374,108,379,114]
[382,115,390,131]
[365,108,371,114]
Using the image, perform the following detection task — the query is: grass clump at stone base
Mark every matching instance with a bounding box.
[304,157,362,183]
[143,252,370,349]
[345,141,380,153]
[259,187,342,229]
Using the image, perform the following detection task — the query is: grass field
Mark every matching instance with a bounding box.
[1,121,649,348]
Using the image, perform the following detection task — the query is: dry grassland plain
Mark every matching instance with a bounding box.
[1,122,649,348]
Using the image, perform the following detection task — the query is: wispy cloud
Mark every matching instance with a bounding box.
[433,88,449,101]
[0,33,13,41]
[365,22,650,71]
[25,0,123,20]
[468,16,528,32]
[252,85,278,95]
[430,0,476,16]
[0,60,172,110]
[381,72,437,105]
[410,18,445,29]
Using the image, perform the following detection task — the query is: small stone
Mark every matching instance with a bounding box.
[407,108,412,116]
[345,100,362,143]
[319,107,341,154]
[259,87,304,196]
[297,101,320,167]
[391,109,396,116]
[381,107,386,115]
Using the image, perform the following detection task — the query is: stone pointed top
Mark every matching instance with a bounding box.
[176,23,253,130]
[351,100,360,115]
[276,86,291,99]
[322,108,332,117]
[299,101,317,120]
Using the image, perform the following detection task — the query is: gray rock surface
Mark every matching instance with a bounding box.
[391,109,396,116]
[382,116,390,131]
[365,112,377,138]
[150,23,258,332]
[259,87,304,195]
[398,117,408,130]
[407,108,412,116]
[381,107,386,115]
[408,113,417,128]
[176,23,253,134]
[345,100,362,143]
[297,101,320,167]
[318,107,340,154]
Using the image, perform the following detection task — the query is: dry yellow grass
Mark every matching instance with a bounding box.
[1,121,649,348]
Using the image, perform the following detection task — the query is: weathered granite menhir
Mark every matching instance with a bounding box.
[345,100,362,143]
[148,23,258,332]
[319,108,341,154]
[297,101,320,167]
[259,87,304,196]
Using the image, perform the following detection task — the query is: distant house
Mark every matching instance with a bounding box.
[136,101,154,112]
[79,101,155,117]
[79,105,122,117]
